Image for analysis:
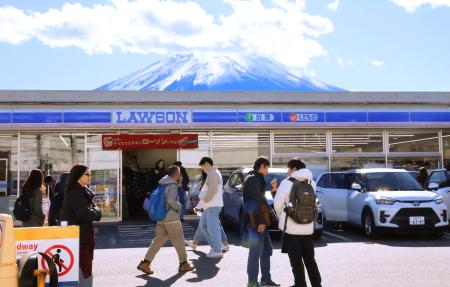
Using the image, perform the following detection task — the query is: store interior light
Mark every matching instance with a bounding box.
[59,135,69,147]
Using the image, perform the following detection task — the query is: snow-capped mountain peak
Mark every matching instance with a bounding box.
[97,53,344,91]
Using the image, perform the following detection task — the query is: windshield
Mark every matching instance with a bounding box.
[264,173,288,191]
[358,172,424,191]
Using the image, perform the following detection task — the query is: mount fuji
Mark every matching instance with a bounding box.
[97,53,344,92]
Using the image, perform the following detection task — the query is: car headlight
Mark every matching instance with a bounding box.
[434,196,444,204]
[376,198,396,205]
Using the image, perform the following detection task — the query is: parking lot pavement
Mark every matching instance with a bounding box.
[93,219,450,287]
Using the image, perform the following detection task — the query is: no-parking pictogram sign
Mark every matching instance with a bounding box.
[41,244,75,277]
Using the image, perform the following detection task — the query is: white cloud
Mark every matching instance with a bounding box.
[391,0,450,12]
[370,59,384,67]
[327,0,340,11]
[338,56,353,67]
[0,0,333,68]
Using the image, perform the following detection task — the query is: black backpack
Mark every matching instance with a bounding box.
[285,178,317,224]
[13,195,32,222]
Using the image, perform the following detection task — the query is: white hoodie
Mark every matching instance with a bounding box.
[273,168,316,235]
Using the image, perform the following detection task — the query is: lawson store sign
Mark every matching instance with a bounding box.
[0,107,449,128]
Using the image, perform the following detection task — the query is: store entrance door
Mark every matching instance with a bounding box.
[122,149,177,220]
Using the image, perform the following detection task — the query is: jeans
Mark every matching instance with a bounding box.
[284,234,321,287]
[194,216,228,243]
[177,187,186,220]
[197,206,223,253]
[247,226,272,284]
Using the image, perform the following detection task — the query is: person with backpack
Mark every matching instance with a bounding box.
[60,165,102,287]
[16,169,46,227]
[138,165,194,274]
[273,158,322,287]
[243,157,280,287]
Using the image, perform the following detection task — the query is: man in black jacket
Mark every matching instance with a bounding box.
[243,157,280,287]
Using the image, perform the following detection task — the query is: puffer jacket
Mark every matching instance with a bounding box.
[159,175,181,222]
[273,168,316,235]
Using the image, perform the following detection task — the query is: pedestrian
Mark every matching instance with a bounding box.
[243,157,279,287]
[185,171,230,252]
[49,172,69,226]
[274,158,322,287]
[137,165,194,274]
[417,166,428,187]
[20,169,46,227]
[197,157,225,258]
[45,175,57,226]
[60,164,102,287]
[403,161,414,171]
[173,161,190,221]
[147,159,168,191]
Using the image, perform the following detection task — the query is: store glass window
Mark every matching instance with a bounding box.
[330,157,386,172]
[443,130,450,170]
[389,131,439,153]
[272,157,328,179]
[212,131,270,171]
[87,134,119,219]
[331,132,383,153]
[274,131,326,154]
[387,157,440,170]
[0,134,18,214]
[19,134,85,189]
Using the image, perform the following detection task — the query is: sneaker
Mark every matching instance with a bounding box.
[247,283,262,287]
[260,280,280,287]
[185,240,197,250]
[222,243,230,252]
[206,249,223,259]
[178,261,195,272]
[137,260,153,275]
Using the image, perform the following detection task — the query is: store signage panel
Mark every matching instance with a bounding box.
[102,134,198,150]
[63,108,111,124]
[410,112,450,122]
[112,109,191,125]
[238,109,282,123]
[282,110,325,123]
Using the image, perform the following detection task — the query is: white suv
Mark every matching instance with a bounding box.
[316,168,448,238]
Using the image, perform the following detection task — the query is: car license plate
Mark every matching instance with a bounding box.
[409,216,425,225]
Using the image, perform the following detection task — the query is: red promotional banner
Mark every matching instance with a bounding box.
[102,134,198,150]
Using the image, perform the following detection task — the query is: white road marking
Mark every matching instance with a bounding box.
[322,231,353,242]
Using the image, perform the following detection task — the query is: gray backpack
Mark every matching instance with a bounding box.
[285,178,316,224]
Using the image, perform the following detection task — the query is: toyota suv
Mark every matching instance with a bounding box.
[316,168,448,238]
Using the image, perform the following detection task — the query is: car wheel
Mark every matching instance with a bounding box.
[363,210,378,239]
[431,230,444,239]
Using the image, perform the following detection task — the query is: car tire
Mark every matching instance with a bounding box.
[363,210,379,239]
[431,230,444,239]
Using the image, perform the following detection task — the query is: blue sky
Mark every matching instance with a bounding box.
[0,0,449,91]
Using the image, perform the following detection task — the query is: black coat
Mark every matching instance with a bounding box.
[243,171,269,228]
[60,183,101,244]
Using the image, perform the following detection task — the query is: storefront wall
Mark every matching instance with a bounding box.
[1,128,449,220]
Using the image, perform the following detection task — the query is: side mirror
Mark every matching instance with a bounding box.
[428,182,439,190]
[351,183,362,191]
